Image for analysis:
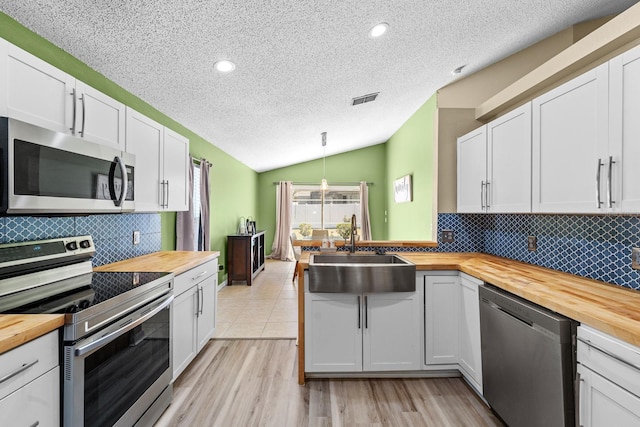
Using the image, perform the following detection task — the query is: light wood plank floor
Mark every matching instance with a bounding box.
[155,339,504,427]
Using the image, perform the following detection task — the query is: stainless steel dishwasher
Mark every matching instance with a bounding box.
[479,284,576,427]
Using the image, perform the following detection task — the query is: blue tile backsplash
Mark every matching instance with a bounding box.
[303,213,640,290]
[0,213,161,267]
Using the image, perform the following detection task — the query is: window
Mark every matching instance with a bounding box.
[291,185,360,239]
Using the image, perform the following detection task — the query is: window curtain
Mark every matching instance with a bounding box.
[360,181,372,240]
[176,155,195,250]
[198,159,212,251]
[270,181,293,260]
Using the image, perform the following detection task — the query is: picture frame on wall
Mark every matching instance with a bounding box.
[394,174,412,203]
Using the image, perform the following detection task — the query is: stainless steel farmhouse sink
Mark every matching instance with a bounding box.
[308,253,416,293]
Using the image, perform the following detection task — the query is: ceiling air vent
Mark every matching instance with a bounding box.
[352,92,379,106]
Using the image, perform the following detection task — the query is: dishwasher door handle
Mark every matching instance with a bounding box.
[482,298,533,327]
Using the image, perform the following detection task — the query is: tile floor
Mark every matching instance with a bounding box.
[213,259,298,339]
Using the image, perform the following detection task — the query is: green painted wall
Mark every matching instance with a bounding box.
[257,144,387,253]
[385,94,436,240]
[0,13,258,284]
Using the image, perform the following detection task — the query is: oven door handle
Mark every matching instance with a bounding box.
[75,294,173,357]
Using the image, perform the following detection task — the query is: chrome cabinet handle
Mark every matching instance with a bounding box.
[0,359,38,385]
[357,296,361,329]
[485,181,491,209]
[69,88,77,135]
[79,93,86,137]
[199,286,204,315]
[165,180,169,209]
[193,271,208,281]
[607,156,616,208]
[159,181,167,208]
[480,181,485,210]
[596,159,603,208]
[364,295,369,329]
[76,294,173,356]
[576,371,584,427]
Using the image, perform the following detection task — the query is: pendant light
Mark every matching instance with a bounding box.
[321,132,328,190]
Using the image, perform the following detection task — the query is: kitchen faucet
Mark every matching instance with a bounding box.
[349,214,357,253]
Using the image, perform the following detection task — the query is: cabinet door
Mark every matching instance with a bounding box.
[196,273,217,352]
[364,292,421,371]
[457,126,487,213]
[532,63,609,213]
[125,108,163,211]
[75,81,125,149]
[172,287,198,380]
[0,367,60,427]
[163,128,190,212]
[4,43,74,133]
[487,102,532,213]
[424,274,459,365]
[578,364,640,427]
[609,45,640,213]
[305,293,362,372]
[459,274,482,392]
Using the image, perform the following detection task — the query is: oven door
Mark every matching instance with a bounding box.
[63,293,173,427]
[2,117,135,214]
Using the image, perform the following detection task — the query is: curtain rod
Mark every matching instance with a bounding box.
[192,157,212,166]
[272,181,373,186]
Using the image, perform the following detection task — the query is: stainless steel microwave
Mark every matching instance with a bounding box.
[0,117,135,214]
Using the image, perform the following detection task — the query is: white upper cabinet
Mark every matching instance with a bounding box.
[532,63,609,213]
[1,41,125,149]
[125,108,163,211]
[125,108,189,212]
[74,81,125,149]
[163,127,190,212]
[457,102,531,213]
[609,44,640,213]
[457,126,487,213]
[487,103,532,213]
[1,41,74,134]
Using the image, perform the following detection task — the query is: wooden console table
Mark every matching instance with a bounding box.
[227,231,265,285]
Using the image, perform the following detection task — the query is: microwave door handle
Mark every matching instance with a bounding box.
[109,156,128,207]
[75,294,174,357]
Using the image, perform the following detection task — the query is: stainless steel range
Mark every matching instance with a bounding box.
[0,235,174,427]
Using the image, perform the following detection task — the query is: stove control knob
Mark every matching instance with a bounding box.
[66,241,78,251]
[79,299,91,309]
[79,240,92,249]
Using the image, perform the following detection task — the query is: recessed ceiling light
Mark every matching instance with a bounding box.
[214,60,236,73]
[368,22,389,38]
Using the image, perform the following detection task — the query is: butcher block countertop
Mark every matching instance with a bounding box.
[298,252,640,347]
[0,315,64,355]
[94,251,220,275]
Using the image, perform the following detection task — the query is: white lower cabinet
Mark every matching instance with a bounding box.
[458,273,483,392]
[305,286,421,373]
[172,259,218,380]
[577,325,640,427]
[423,272,460,365]
[0,330,60,426]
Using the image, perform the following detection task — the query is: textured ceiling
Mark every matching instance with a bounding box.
[0,1,637,172]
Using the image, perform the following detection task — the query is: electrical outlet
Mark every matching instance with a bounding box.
[133,230,141,245]
[632,247,640,270]
[441,230,455,243]
[218,264,224,271]
[527,236,537,252]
